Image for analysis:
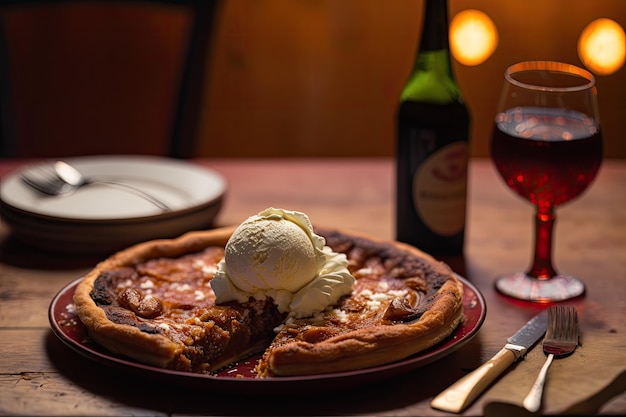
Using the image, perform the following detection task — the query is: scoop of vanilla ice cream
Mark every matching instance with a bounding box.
[211,208,355,318]
[222,212,323,293]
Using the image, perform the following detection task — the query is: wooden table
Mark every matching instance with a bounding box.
[1,158,625,416]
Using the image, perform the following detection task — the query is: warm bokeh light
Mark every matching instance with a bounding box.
[578,18,625,75]
[449,9,498,66]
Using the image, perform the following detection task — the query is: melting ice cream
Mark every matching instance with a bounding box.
[211,208,355,318]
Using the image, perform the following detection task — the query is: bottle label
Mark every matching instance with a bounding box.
[412,141,468,236]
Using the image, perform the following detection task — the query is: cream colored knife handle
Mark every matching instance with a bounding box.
[430,347,517,413]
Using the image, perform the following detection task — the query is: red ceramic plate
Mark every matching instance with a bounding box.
[49,275,485,394]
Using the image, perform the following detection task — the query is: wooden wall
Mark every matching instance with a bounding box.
[1,2,190,157]
[2,0,625,158]
[198,0,626,158]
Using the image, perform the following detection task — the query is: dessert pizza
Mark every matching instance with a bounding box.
[74,210,464,377]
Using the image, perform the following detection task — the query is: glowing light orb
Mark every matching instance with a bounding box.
[578,18,625,75]
[449,9,498,66]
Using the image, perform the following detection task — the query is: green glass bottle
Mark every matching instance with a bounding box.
[396,0,470,256]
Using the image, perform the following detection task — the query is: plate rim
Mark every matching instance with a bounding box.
[48,274,486,393]
[0,155,227,222]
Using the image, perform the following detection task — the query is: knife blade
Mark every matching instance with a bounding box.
[430,309,548,413]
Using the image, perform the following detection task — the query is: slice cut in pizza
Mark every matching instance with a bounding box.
[74,226,464,377]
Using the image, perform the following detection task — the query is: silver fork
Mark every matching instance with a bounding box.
[20,161,170,211]
[522,305,579,412]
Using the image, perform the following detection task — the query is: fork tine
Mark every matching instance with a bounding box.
[561,306,575,337]
[565,306,578,342]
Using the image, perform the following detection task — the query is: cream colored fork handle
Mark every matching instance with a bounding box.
[523,353,555,412]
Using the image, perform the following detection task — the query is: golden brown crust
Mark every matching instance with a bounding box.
[74,228,234,369]
[74,226,464,377]
[258,229,464,376]
[263,285,463,375]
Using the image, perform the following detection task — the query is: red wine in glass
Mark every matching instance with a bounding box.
[490,61,602,302]
[492,107,602,210]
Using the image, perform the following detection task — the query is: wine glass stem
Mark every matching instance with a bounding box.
[528,208,557,279]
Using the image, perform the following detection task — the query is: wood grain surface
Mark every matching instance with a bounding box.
[1,158,624,416]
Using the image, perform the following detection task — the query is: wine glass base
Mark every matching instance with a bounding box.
[495,272,585,302]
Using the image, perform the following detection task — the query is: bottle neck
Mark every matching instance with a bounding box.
[414,49,452,75]
[401,0,460,103]
[414,0,451,75]
[419,0,449,52]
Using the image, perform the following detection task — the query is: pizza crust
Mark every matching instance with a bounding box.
[74,228,234,369]
[74,226,464,377]
[262,281,463,375]
[258,231,464,376]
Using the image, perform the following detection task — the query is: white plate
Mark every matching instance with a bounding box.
[0,155,226,252]
[1,155,226,221]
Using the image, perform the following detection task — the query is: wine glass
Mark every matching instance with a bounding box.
[490,61,603,302]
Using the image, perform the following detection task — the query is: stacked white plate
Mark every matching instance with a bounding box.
[0,155,226,254]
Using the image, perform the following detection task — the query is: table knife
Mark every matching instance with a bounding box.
[430,310,548,413]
